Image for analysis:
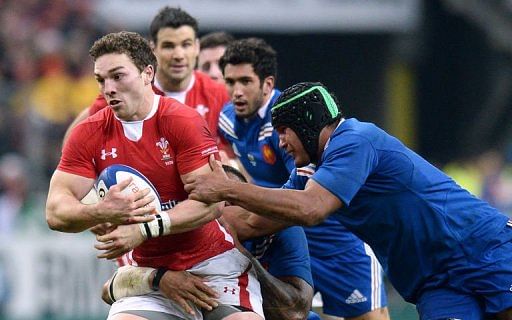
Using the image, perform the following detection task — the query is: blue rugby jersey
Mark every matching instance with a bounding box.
[219,91,364,259]
[312,118,510,303]
[218,90,294,187]
[244,226,313,286]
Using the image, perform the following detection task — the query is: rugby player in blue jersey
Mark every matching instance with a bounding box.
[186,82,512,320]
[217,39,389,320]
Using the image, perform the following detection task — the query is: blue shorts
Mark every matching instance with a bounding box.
[417,224,512,319]
[310,243,387,317]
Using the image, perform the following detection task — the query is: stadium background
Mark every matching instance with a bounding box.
[1,0,512,319]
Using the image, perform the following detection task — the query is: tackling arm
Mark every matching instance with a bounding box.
[101,265,218,316]
[222,206,291,241]
[186,155,342,226]
[246,253,313,320]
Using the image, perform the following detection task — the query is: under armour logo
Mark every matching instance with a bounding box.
[223,287,236,295]
[101,148,117,160]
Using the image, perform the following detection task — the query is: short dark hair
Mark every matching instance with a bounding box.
[89,31,157,73]
[200,32,235,50]
[149,6,199,43]
[222,165,248,183]
[219,37,277,83]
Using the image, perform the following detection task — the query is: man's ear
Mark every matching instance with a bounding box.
[263,76,275,96]
[143,65,155,85]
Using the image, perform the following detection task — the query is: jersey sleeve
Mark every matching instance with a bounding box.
[267,227,314,286]
[57,122,98,178]
[171,111,219,175]
[312,133,378,206]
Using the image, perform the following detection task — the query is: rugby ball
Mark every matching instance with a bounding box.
[95,164,162,212]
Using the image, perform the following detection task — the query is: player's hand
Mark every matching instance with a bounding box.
[159,270,219,315]
[94,224,145,259]
[89,222,116,236]
[96,177,156,225]
[184,155,232,204]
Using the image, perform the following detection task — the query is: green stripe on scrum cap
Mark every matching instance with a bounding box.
[272,85,339,119]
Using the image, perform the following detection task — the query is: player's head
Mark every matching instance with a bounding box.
[220,38,277,118]
[149,7,200,89]
[90,31,157,120]
[198,32,235,84]
[272,82,342,165]
[222,165,248,183]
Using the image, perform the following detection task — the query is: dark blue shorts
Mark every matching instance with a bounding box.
[311,243,387,317]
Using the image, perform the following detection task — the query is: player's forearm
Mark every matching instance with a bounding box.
[225,183,324,226]
[167,200,223,234]
[46,193,102,232]
[249,256,311,320]
[222,207,290,241]
[102,266,156,304]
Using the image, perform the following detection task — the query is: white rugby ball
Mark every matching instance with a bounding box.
[95,164,162,212]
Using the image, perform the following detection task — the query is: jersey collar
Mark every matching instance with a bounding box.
[324,117,345,151]
[257,89,276,119]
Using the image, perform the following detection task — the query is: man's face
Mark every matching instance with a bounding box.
[277,127,310,167]
[94,53,146,121]
[224,63,271,119]
[152,26,199,88]
[198,45,226,84]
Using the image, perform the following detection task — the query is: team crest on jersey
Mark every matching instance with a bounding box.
[261,144,276,165]
[156,137,173,165]
[195,104,209,117]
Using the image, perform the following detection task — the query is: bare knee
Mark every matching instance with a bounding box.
[222,311,264,320]
[109,313,150,320]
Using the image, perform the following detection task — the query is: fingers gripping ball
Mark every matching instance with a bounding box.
[95,164,162,212]
[95,164,172,238]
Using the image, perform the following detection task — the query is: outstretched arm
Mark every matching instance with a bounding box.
[222,206,291,241]
[243,250,313,320]
[185,155,343,227]
[101,265,218,316]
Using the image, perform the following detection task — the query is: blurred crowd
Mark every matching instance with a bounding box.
[0,0,113,235]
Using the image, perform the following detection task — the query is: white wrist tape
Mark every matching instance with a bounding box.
[138,213,172,239]
[108,265,154,302]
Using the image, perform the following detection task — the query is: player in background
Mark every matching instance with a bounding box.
[186,82,512,320]
[63,7,230,152]
[217,38,389,320]
[46,31,263,320]
[99,165,317,320]
[198,32,235,85]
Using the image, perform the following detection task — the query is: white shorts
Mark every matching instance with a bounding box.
[107,248,263,320]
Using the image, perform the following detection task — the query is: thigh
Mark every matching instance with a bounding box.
[416,287,485,320]
[311,243,387,318]
[111,310,184,320]
[107,292,200,320]
[189,248,264,319]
